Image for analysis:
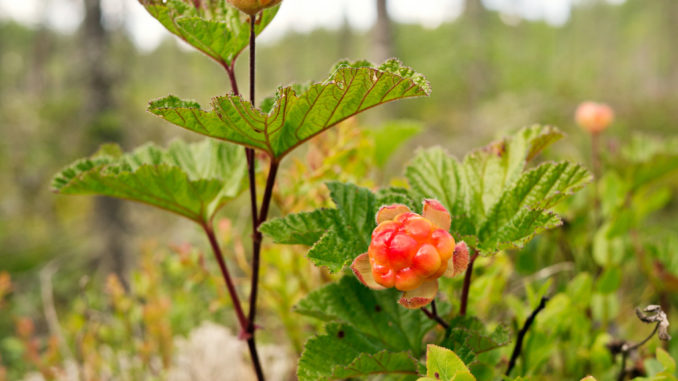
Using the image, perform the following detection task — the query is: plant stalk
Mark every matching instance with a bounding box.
[506,296,549,376]
[202,224,249,332]
[617,322,661,381]
[421,300,449,329]
[459,250,479,316]
[243,14,275,381]
[591,131,602,230]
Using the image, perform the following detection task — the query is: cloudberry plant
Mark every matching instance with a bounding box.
[351,200,469,309]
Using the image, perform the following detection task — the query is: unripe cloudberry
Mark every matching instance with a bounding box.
[575,101,614,134]
[227,0,281,15]
[351,200,470,309]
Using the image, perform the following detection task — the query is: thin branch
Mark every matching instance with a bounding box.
[202,223,249,332]
[244,14,267,381]
[506,296,549,376]
[247,160,279,328]
[616,305,671,381]
[421,301,449,329]
[223,62,240,96]
[459,250,479,316]
[257,161,279,226]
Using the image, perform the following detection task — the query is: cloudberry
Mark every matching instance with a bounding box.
[227,0,281,15]
[575,101,614,134]
[351,200,470,309]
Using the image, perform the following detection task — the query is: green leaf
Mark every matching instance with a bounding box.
[139,0,279,66]
[440,316,511,365]
[405,125,591,254]
[657,347,676,373]
[422,345,476,381]
[260,182,378,272]
[296,276,435,380]
[149,59,431,160]
[376,187,421,212]
[596,267,621,294]
[52,139,247,223]
[370,120,423,168]
[298,325,420,381]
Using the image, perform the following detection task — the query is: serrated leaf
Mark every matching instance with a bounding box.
[441,316,511,365]
[139,0,278,66]
[296,276,435,381]
[423,345,476,381]
[52,139,247,223]
[406,125,591,254]
[258,209,337,246]
[260,182,378,272]
[149,59,431,160]
[298,325,420,381]
[376,187,421,212]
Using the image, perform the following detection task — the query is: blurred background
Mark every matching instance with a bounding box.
[1,0,677,380]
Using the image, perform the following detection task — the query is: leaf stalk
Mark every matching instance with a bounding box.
[459,250,479,316]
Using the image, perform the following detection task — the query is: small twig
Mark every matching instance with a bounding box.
[459,250,479,316]
[505,296,549,376]
[421,300,449,329]
[615,305,672,381]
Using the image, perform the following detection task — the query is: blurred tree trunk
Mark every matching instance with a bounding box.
[463,0,491,107]
[81,0,129,287]
[372,0,393,63]
[465,0,486,20]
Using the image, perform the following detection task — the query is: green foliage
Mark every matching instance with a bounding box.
[52,139,247,223]
[261,182,378,272]
[636,348,678,381]
[406,125,592,254]
[139,0,279,66]
[263,126,590,276]
[295,276,435,380]
[148,59,431,160]
[440,316,511,365]
[417,345,475,381]
[369,120,423,168]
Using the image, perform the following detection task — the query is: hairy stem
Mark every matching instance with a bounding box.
[506,296,549,376]
[459,250,479,316]
[421,300,449,329]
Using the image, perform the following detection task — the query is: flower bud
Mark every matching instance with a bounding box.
[227,0,281,15]
[575,101,614,134]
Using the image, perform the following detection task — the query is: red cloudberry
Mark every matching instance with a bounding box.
[351,200,470,309]
[575,101,614,134]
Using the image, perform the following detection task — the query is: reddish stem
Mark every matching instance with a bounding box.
[459,250,479,316]
[421,300,449,329]
[202,224,248,332]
